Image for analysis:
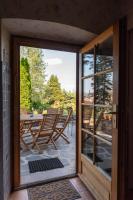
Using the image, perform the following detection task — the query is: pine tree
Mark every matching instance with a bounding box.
[20,46,46,104]
[83,53,113,105]
[44,75,63,106]
[20,58,31,112]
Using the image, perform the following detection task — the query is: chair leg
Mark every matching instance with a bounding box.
[35,142,42,154]
[53,130,61,141]
[20,137,30,150]
[54,129,70,144]
[51,138,57,149]
[60,134,70,143]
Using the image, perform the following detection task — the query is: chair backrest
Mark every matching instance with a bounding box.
[42,114,59,130]
[47,108,58,114]
[58,108,63,115]
[59,108,73,130]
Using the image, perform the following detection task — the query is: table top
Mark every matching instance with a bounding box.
[20,113,62,121]
[20,114,43,121]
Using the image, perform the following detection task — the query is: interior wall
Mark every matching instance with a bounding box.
[0,24,11,200]
[0,0,120,34]
[0,18,4,200]
[122,14,133,200]
[128,27,133,191]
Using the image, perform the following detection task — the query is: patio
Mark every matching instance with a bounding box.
[20,121,76,185]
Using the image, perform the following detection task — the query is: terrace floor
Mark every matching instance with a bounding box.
[20,122,76,185]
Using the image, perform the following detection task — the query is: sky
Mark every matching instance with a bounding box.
[42,49,76,92]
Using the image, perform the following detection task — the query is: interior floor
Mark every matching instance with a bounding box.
[21,122,76,184]
[9,177,95,200]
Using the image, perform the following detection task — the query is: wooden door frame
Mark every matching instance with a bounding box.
[11,18,128,199]
[77,19,127,200]
[11,36,82,189]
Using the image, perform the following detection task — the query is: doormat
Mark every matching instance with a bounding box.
[28,179,81,200]
[28,157,64,173]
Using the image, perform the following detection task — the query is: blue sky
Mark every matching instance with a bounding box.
[42,49,76,92]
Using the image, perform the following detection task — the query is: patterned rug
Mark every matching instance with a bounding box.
[28,179,81,200]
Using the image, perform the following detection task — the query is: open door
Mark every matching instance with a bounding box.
[78,24,119,200]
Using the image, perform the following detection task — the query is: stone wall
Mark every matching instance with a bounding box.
[0,24,11,200]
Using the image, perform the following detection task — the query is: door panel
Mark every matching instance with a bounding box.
[78,26,119,200]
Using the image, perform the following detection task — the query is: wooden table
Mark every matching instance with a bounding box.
[20,114,43,121]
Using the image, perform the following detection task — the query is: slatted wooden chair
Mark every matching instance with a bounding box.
[20,120,35,150]
[47,108,58,114]
[53,108,73,143]
[31,114,59,153]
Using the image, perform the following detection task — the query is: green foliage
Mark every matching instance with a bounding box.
[44,75,63,106]
[61,90,76,112]
[20,47,76,114]
[20,58,31,112]
[44,75,76,112]
[20,46,46,103]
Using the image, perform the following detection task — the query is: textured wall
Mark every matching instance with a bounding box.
[0,19,4,200]
[0,0,120,34]
[0,0,132,34]
[1,24,11,200]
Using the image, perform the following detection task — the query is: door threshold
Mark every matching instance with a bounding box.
[15,173,77,191]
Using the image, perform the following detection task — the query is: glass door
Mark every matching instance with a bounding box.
[82,36,113,177]
[78,27,118,200]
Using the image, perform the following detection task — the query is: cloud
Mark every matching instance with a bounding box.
[45,58,63,66]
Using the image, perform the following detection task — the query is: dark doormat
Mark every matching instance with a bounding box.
[87,153,103,162]
[28,157,64,173]
[28,179,81,200]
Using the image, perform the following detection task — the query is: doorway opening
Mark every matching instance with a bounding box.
[19,46,77,185]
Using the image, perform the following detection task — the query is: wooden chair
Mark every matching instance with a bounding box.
[47,108,58,114]
[20,120,35,150]
[31,114,59,153]
[53,108,73,143]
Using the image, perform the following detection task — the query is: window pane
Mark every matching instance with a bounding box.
[83,77,94,104]
[95,107,112,141]
[95,138,112,177]
[95,72,113,105]
[82,105,94,133]
[82,49,94,76]
[96,36,113,73]
[82,131,94,161]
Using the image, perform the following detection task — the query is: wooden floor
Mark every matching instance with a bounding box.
[9,177,95,200]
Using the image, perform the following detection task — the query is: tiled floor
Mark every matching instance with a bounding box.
[21,123,76,184]
[9,177,95,200]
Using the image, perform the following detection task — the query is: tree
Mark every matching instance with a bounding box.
[61,90,76,112]
[20,46,46,105]
[83,53,113,105]
[44,75,63,107]
[20,58,31,112]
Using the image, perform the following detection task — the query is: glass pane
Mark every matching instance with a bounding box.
[95,107,112,141]
[95,72,113,105]
[82,105,94,133]
[95,138,112,177]
[82,131,94,161]
[82,49,94,76]
[83,77,94,104]
[96,36,113,73]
